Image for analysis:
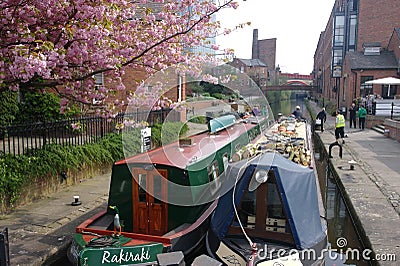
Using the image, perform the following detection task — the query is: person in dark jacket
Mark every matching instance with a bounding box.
[349,102,357,128]
[292,106,304,121]
[316,107,327,132]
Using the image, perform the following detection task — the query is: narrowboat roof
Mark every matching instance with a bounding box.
[116,121,259,169]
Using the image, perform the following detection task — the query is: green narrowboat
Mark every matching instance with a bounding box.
[67,114,269,266]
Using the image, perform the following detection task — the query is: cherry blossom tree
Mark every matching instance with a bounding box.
[0,0,243,115]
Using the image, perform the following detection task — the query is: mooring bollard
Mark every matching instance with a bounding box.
[348,160,357,170]
[0,228,10,266]
[329,141,343,159]
[71,195,82,206]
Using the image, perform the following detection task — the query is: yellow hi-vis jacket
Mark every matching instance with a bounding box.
[336,114,345,128]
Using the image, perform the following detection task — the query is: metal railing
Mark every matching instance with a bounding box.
[0,108,176,156]
[0,228,9,266]
[370,101,400,119]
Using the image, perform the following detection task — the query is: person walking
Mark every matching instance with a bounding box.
[358,105,367,130]
[349,102,357,128]
[335,109,345,143]
[316,107,327,132]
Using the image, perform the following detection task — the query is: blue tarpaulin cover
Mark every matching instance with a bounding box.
[210,152,326,249]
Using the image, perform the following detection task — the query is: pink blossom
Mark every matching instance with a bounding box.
[0,0,240,114]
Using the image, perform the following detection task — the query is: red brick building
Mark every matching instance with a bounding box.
[94,67,185,114]
[313,0,400,109]
[229,58,269,89]
[252,29,277,83]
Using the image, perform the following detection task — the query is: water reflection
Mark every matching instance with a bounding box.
[268,96,307,118]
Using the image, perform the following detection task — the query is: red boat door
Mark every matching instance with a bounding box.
[132,168,168,236]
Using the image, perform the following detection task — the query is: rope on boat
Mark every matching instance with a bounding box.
[85,235,119,248]
[81,230,101,237]
[232,156,258,248]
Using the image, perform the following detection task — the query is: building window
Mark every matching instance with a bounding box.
[93,73,104,105]
[94,73,104,89]
[360,76,373,97]
[348,0,358,12]
[382,85,397,99]
[332,49,343,67]
[334,15,345,47]
[348,15,357,50]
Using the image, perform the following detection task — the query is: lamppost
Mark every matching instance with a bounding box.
[333,65,342,109]
[317,68,324,107]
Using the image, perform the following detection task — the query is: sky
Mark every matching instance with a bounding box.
[216,0,335,75]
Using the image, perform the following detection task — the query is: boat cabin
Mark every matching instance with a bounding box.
[209,152,326,251]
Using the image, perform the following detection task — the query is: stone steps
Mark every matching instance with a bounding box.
[372,124,385,134]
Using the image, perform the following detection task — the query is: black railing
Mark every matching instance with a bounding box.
[0,228,9,266]
[370,101,400,119]
[0,108,176,156]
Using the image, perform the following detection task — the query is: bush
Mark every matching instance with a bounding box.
[16,92,80,122]
[151,122,188,147]
[211,93,224,100]
[189,116,207,124]
[0,91,19,128]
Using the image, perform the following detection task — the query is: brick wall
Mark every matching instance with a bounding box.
[384,119,400,142]
[103,66,184,111]
[257,38,276,71]
[358,0,400,51]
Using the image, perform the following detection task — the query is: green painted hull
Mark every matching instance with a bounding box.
[68,234,163,266]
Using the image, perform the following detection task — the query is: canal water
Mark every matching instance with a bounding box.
[51,96,369,265]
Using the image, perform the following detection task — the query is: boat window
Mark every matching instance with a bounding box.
[230,171,292,238]
[138,173,147,202]
[208,161,219,182]
[222,153,229,172]
[153,174,162,204]
[235,143,242,151]
[267,179,285,219]
[208,161,220,193]
[235,190,256,229]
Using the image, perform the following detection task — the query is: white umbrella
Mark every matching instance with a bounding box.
[365,77,400,97]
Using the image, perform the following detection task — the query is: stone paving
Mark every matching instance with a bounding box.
[0,173,110,266]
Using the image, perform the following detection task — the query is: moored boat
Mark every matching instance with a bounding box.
[206,117,328,266]
[67,114,270,266]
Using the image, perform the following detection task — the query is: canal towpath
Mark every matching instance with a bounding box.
[0,104,399,265]
[308,101,400,265]
[0,172,111,266]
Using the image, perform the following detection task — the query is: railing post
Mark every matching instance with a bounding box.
[100,117,104,138]
[372,101,376,115]
[391,102,394,120]
[0,227,10,266]
[42,120,47,146]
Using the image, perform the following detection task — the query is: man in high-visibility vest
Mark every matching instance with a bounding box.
[335,109,346,143]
